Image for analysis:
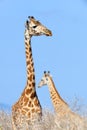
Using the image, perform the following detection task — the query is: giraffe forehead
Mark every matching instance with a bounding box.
[30,19,40,24]
[44,74,48,78]
[29,20,41,27]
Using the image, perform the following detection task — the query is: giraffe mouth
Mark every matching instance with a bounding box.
[38,84,42,88]
[45,30,52,36]
[46,33,52,36]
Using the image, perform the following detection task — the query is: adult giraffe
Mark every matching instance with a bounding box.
[12,16,52,130]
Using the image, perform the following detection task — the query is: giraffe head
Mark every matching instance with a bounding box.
[38,71,52,87]
[25,16,52,37]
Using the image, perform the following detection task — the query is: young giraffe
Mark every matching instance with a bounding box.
[38,71,84,129]
[12,17,52,130]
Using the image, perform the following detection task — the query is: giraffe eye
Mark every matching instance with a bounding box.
[32,25,37,28]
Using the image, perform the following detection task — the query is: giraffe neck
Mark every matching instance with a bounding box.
[48,78,68,112]
[18,31,42,112]
[25,30,35,89]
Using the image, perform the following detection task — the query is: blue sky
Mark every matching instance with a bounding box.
[0,0,87,109]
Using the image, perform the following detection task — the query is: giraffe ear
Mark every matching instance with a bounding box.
[25,20,29,28]
[26,20,29,25]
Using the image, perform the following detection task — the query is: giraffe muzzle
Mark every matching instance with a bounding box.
[45,29,52,36]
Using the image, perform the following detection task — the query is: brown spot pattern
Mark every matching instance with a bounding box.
[29,53,32,58]
[30,92,36,99]
[20,102,23,106]
[31,62,34,67]
[24,96,29,104]
[33,75,35,80]
[29,47,32,52]
[27,70,29,75]
[25,42,28,45]
[31,108,35,113]
[21,91,25,97]
[27,61,30,65]
[29,74,33,81]
[32,82,35,87]
[29,83,32,87]
[22,110,26,115]
[28,101,33,107]
[24,101,28,106]
[26,88,32,95]
[28,112,31,117]
[28,101,32,107]
[29,66,32,73]
[23,107,29,111]
[26,51,29,55]
[34,99,39,106]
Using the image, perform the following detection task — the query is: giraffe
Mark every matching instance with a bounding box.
[12,16,52,130]
[38,71,84,129]
[38,71,70,115]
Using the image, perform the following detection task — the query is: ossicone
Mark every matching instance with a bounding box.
[44,71,46,74]
[28,16,34,19]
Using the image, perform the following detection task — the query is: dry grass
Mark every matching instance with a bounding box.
[0,110,12,130]
[0,101,87,130]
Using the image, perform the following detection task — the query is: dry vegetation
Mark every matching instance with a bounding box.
[0,100,87,130]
